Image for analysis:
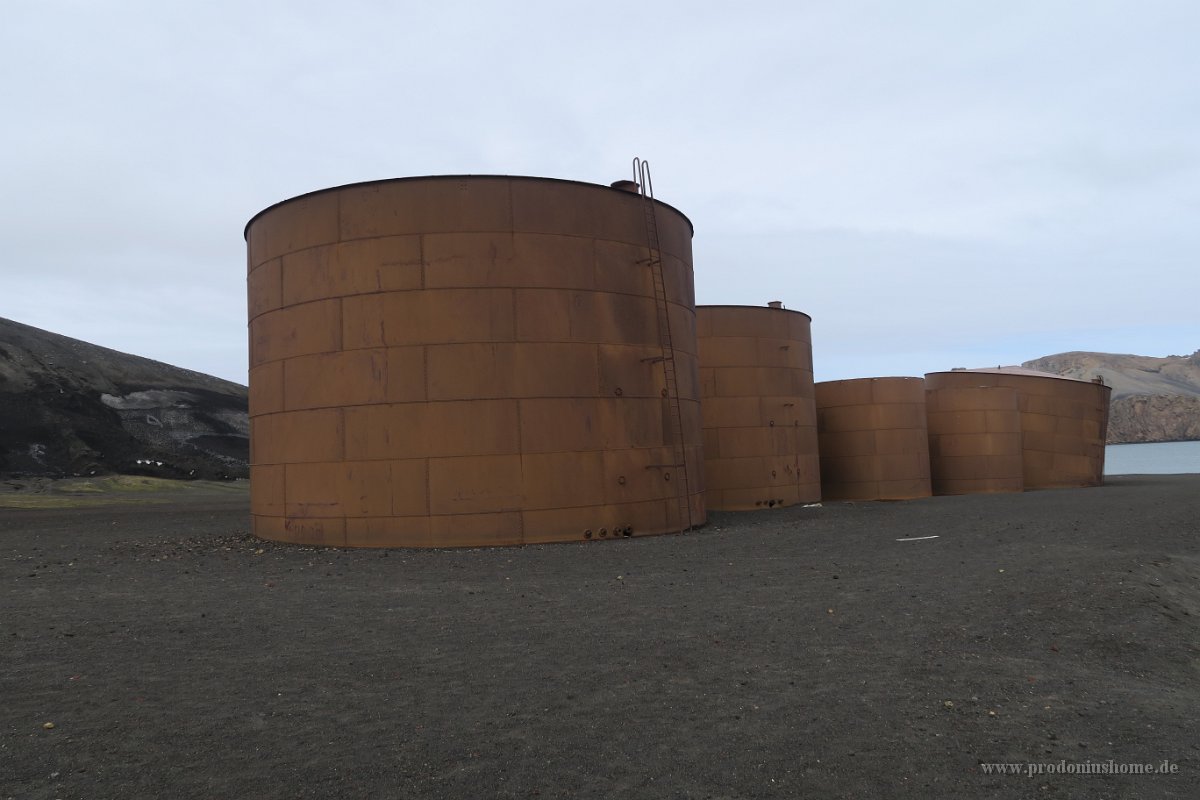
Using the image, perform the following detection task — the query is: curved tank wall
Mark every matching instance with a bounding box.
[245,175,705,547]
[924,370,1111,489]
[814,377,932,501]
[696,304,820,510]
[926,386,1023,495]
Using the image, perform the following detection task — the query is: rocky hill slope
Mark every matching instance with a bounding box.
[0,317,247,478]
[1023,350,1200,444]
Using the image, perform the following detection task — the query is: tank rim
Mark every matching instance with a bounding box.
[696,304,813,322]
[814,376,924,385]
[244,174,694,239]
[924,369,1112,389]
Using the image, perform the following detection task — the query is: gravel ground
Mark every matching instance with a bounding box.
[2,475,1198,799]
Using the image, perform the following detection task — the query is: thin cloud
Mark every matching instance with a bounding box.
[1,1,1196,383]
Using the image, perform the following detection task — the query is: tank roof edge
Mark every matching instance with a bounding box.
[696,304,813,322]
[243,174,695,240]
[815,376,924,385]
[924,369,1112,389]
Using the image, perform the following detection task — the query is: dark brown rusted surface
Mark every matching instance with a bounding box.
[697,304,820,510]
[815,377,932,501]
[926,386,1023,495]
[246,176,704,547]
[924,370,1111,489]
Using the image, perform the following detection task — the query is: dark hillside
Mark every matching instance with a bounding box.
[0,317,247,478]
[1023,349,1200,443]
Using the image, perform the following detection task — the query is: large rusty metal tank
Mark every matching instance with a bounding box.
[696,303,820,510]
[925,386,1023,495]
[924,369,1111,489]
[245,175,704,547]
[814,377,932,501]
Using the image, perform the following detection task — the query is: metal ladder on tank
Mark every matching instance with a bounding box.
[633,157,693,532]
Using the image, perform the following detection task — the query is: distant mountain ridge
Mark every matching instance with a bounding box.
[0,317,248,478]
[1022,350,1200,444]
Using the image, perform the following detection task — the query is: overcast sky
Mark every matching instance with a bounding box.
[2,0,1196,385]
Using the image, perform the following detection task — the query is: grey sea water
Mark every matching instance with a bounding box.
[1105,440,1200,475]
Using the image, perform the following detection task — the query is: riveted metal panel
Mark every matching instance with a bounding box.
[247,175,702,546]
[513,288,572,342]
[717,427,780,459]
[667,302,699,356]
[247,258,282,319]
[342,400,521,461]
[816,429,877,458]
[425,343,521,400]
[697,305,820,510]
[427,511,524,548]
[510,179,644,251]
[249,465,284,516]
[283,516,346,547]
[701,396,762,429]
[814,379,874,408]
[252,409,344,465]
[595,240,654,297]
[248,361,284,416]
[518,397,665,453]
[515,343,603,397]
[553,290,661,346]
[337,178,513,241]
[924,371,1111,489]
[428,455,524,515]
[249,300,342,367]
[602,446,676,504]
[523,500,663,544]
[662,255,695,308]
[426,342,600,401]
[283,462,345,518]
[341,288,516,349]
[684,442,706,493]
[282,460,428,519]
[345,517,431,548]
[284,349,389,411]
[423,232,596,291]
[598,344,667,398]
[760,395,818,428]
[815,377,932,501]
[520,451,608,509]
[655,210,694,265]
[385,459,432,516]
[281,236,423,306]
[674,354,701,401]
[702,337,759,369]
[384,347,427,403]
[757,337,813,370]
[930,432,1023,459]
[249,191,340,268]
[1022,413,1059,434]
[874,428,932,455]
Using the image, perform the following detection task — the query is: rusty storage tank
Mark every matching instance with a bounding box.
[696,302,820,510]
[924,369,1111,489]
[925,386,1024,495]
[245,175,705,548]
[814,377,932,500]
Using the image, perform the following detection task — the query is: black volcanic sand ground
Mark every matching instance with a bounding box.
[2,476,1198,799]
